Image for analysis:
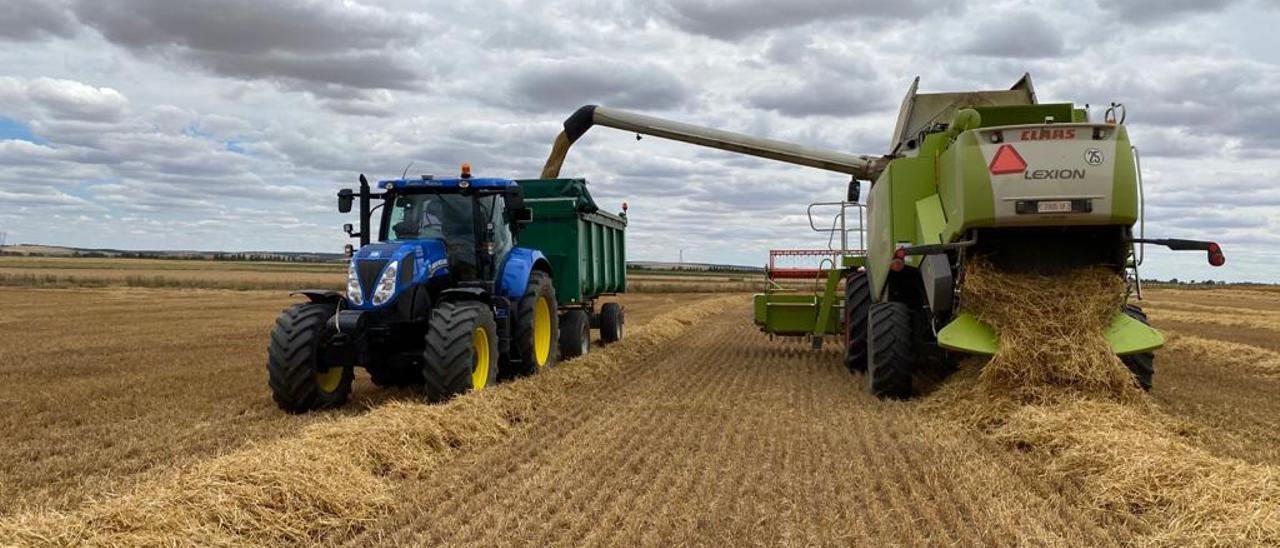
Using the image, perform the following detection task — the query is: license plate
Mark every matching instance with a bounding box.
[1037,200,1072,213]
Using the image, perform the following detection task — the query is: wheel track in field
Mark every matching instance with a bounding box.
[346,303,1124,546]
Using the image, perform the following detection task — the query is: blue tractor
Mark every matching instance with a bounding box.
[267,165,626,412]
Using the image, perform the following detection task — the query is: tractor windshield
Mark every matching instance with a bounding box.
[387,193,473,242]
[384,191,509,280]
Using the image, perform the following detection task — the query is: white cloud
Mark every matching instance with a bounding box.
[0,0,1274,283]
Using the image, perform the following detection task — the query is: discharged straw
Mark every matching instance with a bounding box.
[927,259,1280,545]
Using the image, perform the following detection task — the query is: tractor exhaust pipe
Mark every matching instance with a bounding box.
[540,105,889,181]
[358,174,371,248]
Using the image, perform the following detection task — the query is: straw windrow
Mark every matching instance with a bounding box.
[927,260,1280,545]
[0,296,736,546]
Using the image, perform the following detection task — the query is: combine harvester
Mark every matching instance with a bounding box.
[267,167,627,412]
[541,74,1225,398]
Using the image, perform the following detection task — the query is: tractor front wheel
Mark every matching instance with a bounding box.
[422,302,500,402]
[867,301,913,399]
[843,271,871,372]
[267,303,353,413]
[1121,304,1155,391]
[509,271,559,377]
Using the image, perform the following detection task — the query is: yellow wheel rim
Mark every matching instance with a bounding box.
[471,325,491,390]
[533,297,552,367]
[315,366,343,393]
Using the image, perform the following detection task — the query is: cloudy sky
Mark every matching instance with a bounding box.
[0,0,1277,282]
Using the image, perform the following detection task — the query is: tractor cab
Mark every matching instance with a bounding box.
[337,166,535,311]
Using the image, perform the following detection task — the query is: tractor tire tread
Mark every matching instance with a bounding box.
[267,303,351,413]
[423,302,494,402]
[510,271,558,377]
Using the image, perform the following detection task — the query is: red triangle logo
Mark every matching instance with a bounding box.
[989,144,1027,175]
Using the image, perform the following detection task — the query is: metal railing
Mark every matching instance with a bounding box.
[806,201,867,257]
[765,201,867,283]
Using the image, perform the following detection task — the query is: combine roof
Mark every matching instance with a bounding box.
[889,73,1038,155]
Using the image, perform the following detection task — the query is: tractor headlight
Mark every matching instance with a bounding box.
[346,262,364,306]
[372,261,398,306]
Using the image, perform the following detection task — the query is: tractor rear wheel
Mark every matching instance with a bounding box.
[1121,304,1155,391]
[559,309,591,359]
[843,271,871,372]
[509,271,559,377]
[267,303,353,413]
[422,302,499,402]
[868,301,913,399]
[599,302,624,344]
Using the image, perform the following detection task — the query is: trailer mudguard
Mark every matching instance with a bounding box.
[938,311,1164,356]
[498,247,551,300]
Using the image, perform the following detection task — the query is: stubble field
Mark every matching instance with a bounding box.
[0,257,1277,545]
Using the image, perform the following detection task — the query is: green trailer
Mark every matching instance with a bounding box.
[516,178,628,356]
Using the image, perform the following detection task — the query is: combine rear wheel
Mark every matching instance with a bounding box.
[267,303,353,413]
[559,309,591,359]
[843,271,871,372]
[599,302,624,344]
[422,302,499,402]
[1121,304,1155,391]
[509,271,560,377]
[867,301,913,399]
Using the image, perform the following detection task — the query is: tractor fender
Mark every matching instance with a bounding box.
[498,248,552,300]
[290,289,346,304]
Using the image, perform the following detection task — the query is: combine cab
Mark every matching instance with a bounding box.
[539,73,1225,399]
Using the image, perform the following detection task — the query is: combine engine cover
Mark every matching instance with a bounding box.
[969,123,1137,229]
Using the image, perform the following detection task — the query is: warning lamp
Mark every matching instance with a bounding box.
[622,201,629,212]
[460,163,472,179]
[989,145,1027,175]
[1207,242,1226,267]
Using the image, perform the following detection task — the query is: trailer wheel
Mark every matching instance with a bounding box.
[843,271,871,373]
[367,365,423,388]
[1121,304,1155,391]
[599,302,624,344]
[267,303,353,413]
[509,271,559,377]
[422,302,499,402]
[868,301,913,399]
[559,309,591,359]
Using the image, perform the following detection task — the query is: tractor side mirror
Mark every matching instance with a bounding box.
[344,244,355,257]
[338,189,354,213]
[514,207,534,223]
[846,179,861,204]
[343,223,354,236]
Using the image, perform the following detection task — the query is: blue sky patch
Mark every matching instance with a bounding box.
[0,116,47,144]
